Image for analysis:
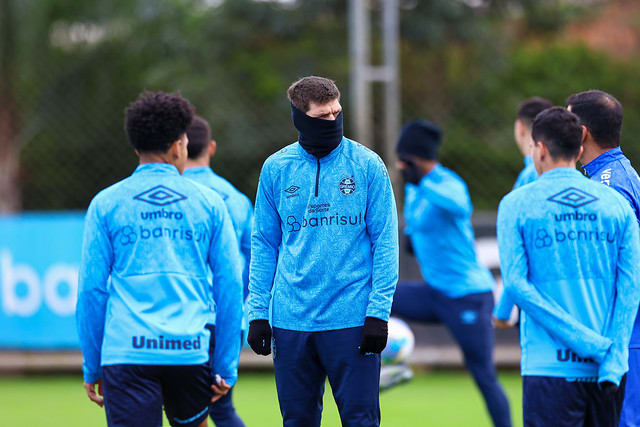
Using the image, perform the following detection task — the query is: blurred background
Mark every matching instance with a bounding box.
[2,0,640,425]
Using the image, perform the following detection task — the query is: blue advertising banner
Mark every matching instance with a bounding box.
[0,212,84,349]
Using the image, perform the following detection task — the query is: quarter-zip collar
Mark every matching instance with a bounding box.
[538,166,583,181]
[133,163,180,176]
[583,147,625,178]
[296,137,346,163]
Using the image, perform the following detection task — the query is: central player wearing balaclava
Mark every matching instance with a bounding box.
[247,76,399,427]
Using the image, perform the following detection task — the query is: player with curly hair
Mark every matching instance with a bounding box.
[76,91,243,427]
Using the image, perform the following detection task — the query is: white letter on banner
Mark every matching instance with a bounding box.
[43,265,78,316]
[1,251,41,316]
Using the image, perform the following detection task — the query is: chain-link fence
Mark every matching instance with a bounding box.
[4,0,640,212]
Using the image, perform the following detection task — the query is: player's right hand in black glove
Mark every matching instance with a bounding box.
[247,319,272,356]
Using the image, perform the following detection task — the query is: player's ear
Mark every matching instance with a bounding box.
[580,125,588,143]
[577,144,584,160]
[168,137,182,159]
[209,140,217,157]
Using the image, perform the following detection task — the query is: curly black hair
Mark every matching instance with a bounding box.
[124,91,194,153]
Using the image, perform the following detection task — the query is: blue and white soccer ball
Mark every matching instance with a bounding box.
[381,317,415,365]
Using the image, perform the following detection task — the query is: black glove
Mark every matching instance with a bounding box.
[400,158,423,185]
[599,381,619,397]
[360,317,388,355]
[247,319,272,356]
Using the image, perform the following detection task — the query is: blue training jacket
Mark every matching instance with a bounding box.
[248,138,399,331]
[183,166,253,296]
[76,163,243,385]
[494,155,539,320]
[583,147,640,348]
[404,164,494,298]
[497,167,640,384]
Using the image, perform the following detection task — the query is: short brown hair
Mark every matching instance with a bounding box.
[287,76,340,112]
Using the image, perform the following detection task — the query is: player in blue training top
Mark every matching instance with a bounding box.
[567,89,640,427]
[247,76,399,426]
[183,115,252,427]
[497,107,640,427]
[494,96,552,328]
[392,120,512,427]
[76,92,244,427]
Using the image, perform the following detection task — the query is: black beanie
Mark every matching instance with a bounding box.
[395,120,442,160]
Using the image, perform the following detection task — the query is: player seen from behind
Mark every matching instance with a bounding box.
[76,91,243,427]
[497,107,640,426]
[184,116,253,427]
[247,76,399,427]
[494,96,552,328]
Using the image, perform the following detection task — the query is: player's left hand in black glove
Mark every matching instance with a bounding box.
[599,381,619,398]
[247,319,272,356]
[360,317,388,355]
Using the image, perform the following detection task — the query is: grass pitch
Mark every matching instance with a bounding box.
[0,370,522,426]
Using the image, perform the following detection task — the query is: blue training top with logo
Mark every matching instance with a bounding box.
[183,166,253,295]
[494,155,539,321]
[248,137,399,331]
[583,147,640,348]
[404,164,494,298]
[76,163,243,385]
[497,167,640,384]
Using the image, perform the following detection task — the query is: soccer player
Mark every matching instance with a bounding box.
[392,120,512,427]
[567,89,640,426]
[497,107,640,426]
[76,91,243,427]
[183,115,252,427]
[494,96,552,328]
[247,76,398,426]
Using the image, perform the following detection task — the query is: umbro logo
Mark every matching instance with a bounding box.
[284,185,300,194]
[134,185,187,206]
[547,187,598,209]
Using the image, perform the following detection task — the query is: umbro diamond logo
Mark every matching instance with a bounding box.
[547,187,598,209]
[134,185,187,206]
[284,185,300,194]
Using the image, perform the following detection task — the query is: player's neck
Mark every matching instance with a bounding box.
[541,161,576,174]
[580,140,614,165]
[185,157,211,169]
[138,152,181,171]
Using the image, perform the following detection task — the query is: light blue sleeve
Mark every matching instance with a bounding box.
[598,208,640,385]
[248,162,281,322]
[493,293,515,322]
[76,199,113,383]
[208,203,244,386]
[240,200,254,291]
[365,159,399,321]
[416,171,472,218]
[497,196,612,363]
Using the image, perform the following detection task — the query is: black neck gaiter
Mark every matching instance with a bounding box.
[291,104,343,158]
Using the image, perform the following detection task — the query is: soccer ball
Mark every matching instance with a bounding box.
[381,317,415,365]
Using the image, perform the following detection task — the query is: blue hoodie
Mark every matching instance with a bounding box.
[76,163,243,385]
[497,167,640,385]
[248,138,399,331]
[583,147,640,348]
[404,164,494,297]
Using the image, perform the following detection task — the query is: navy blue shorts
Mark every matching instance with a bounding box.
[102,363,213,427]
[523,376,625,427]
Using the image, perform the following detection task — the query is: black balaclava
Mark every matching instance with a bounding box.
[291,104,343,158]
[396,120,442,184]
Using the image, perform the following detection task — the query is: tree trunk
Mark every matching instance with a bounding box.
[0,0,20,213]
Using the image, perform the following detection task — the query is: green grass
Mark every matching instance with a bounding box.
[0,370,522,426]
